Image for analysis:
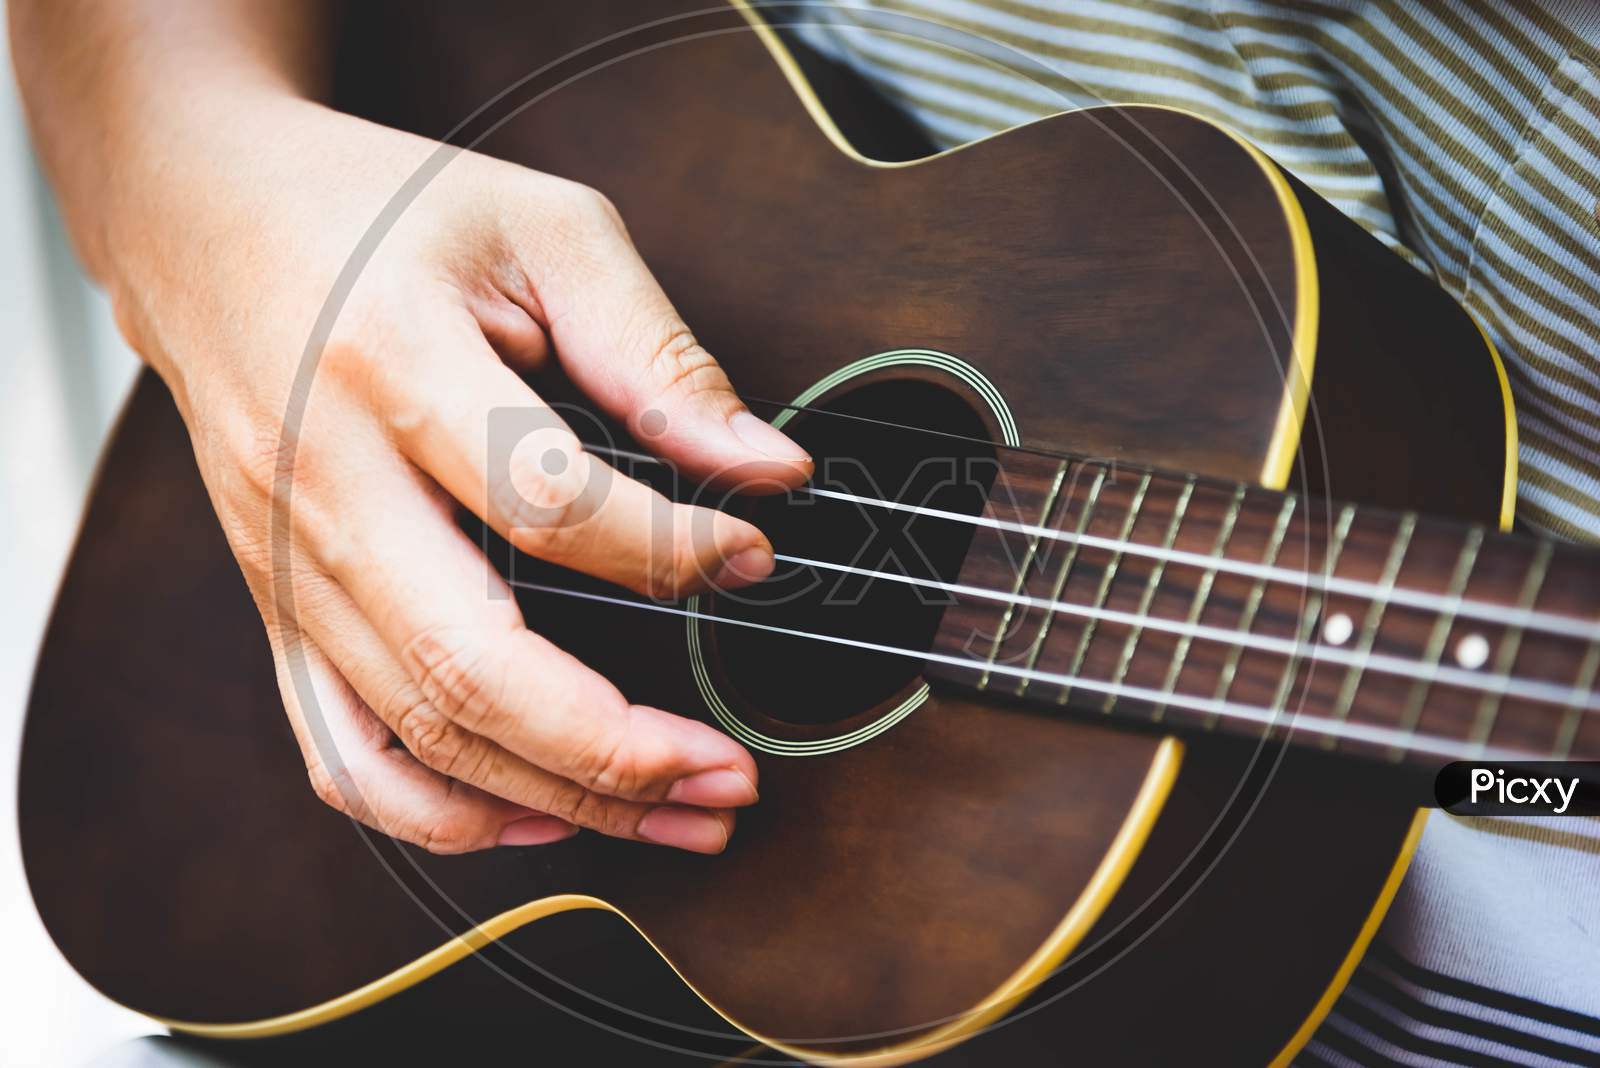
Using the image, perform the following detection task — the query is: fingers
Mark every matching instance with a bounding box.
[234,176,802,856]
[298,574,742,852]
[516,183,812,490]
[319,457,760,815]
[265,619,573,853]
[382,311,774,598]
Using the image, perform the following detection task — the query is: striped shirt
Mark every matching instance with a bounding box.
[787,2,1600,1064]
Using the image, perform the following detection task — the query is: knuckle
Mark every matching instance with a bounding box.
[415,808,489,855]
[495,462,577,532]
[639,322,727,405]
[393,700,469,777]
[222,427,349,569]
[666,528,714,596]
[641,541,697,601]
[401,625,502,733]
[417,825,477,855]
[321,287,435,413]
[307,524,360,581]
[496,440,597,557]
[381,373,436,444]
[320,330,373,376]
[560,182,622,232]
[317,327,384,401]
[544,781,631,838]
[538,779,586,824]
[642,321,701,383]
[232,423,297,501]
[564,710,644,799]
[374,680,431,733]
[506,507,585,562]
[532,180,622,251]
[643,568,680,603]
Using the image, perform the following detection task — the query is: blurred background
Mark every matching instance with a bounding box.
[0,7,159,1063]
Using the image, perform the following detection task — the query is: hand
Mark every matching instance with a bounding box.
[110,98,812,854]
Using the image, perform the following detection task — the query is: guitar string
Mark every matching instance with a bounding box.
[505,578,1538,762]
[766,552,1600,711]
[563,443,1600,719]
[583,442,1600,645]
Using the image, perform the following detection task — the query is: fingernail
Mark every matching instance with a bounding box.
[498,815,579,847]
[637,807,730,853]
[713,545,774,587]
[667,767,758,807]
[730,411,810,463]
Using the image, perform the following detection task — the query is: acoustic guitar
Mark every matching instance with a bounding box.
[21,3,1599,1065]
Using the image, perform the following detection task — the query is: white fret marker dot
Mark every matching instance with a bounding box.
[1322,612,1354,646]
[1455,633,1490,670]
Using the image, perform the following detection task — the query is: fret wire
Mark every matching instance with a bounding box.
[1553,640,1600,758]
[1017,468,1107,695]
[978,461,1068,690]
[1265,505,1357,728]
[1059,472,1153,707]
[1467,540,1553,754]
[1205,495,1298,728]
[1320,512,1417,750]
[1388,527,1486,762]
[1152,483,1245,723]
[1102,477,1196,713]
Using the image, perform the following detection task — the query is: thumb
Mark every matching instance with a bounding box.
[523,185,813,490]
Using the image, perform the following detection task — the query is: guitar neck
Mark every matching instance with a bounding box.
[926,450,1600,770]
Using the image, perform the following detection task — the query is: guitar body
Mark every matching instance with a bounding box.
[19,3,1514,1064]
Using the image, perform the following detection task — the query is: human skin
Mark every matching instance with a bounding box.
[10,0,813,854]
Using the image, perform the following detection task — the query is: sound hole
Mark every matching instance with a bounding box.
[709,378,997,728]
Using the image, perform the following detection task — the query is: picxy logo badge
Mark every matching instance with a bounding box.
[1434,762,1600,816]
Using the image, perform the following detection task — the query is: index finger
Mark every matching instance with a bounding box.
[378,310,775,599]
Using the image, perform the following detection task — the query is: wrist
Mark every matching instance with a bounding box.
[103,96,441,389]
[99,91,334,357]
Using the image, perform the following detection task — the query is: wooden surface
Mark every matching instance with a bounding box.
[20,2,1512,1064]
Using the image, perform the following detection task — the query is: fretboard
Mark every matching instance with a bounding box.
[926,451,1600,769]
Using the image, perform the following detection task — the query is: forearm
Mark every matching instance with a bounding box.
[8,0,332,283]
